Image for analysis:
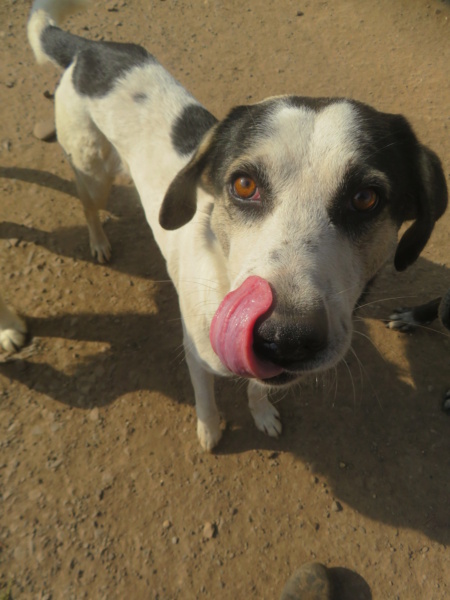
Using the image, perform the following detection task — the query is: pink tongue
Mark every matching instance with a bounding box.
[210,276,284,379]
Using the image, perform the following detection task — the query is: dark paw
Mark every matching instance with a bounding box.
[386,307,420,333]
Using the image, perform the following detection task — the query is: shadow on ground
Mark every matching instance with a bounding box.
[1,164,450,552]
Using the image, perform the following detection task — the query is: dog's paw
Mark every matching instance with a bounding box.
[197,417,222,452]
[91,237,112,263]
[386,308,420,332]
[250,397,282,438]
[0,313,27,352]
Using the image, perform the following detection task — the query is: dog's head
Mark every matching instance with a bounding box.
[160,97,447,384]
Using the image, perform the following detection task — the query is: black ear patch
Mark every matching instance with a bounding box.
[171,105,217,157]
[394,145,448,271]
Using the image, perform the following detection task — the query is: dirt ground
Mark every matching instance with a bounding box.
[1,0,449,598]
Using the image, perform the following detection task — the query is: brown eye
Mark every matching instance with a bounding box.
[232,176,259,200]
[351,188,379,212]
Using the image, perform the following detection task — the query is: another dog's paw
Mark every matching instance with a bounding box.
[91,237,112,263]
[250,397,282,438]
[386,308,420,332]
[443,390,450,415]
[89,225,112,263]
[197,417,222,452]
[0,313,27,352]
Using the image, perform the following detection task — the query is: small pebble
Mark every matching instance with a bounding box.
[33,119,56,142]
[88,408,99,421]
[202,522,217,540]
[280,562,332,600]
[331,500,343,512]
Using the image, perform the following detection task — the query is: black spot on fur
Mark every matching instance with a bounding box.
[40,24,156,97]
[171,104,217,156]
[269,250,282,263]
[303,238,318,251]
[133,92,148,103]
[41,25,89,69]
[73,42,155,97]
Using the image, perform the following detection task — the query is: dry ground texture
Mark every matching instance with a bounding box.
[1,0,450,598]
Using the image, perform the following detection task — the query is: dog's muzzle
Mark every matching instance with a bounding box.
[210,276,329,380]
[253,307,328,371]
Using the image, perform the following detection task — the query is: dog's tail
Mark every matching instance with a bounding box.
[28,0,90,69]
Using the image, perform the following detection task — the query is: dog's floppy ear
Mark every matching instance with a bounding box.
[394,144,447,271]
[159,126,218,231]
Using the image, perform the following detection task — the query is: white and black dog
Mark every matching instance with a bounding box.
[27,0,447,449]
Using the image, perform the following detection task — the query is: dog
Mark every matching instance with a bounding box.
[388,288,450,413]
[0,294,27,352]
[27,0,448,450]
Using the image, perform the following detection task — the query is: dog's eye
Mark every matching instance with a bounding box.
[351,188,379,212]
[232,176,260,201]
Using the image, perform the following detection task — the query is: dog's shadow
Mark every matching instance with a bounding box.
[0,166,153,278]
[1,165,450,551]
[217,255,450,546]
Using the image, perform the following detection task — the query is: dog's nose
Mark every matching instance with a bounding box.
[253,307,329,369]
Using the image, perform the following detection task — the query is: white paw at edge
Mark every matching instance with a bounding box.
[197,418,222,452]
[0,327,26,353]
[250,398,282,438]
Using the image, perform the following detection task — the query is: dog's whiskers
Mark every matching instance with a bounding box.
[354,294,420,311]
[352,327,388,364]
[342,357,357,408]
[350,345,384,411]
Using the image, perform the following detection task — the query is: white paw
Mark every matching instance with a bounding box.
[250,397,282,438]
[197,417,222,452]
[0,313,27,352]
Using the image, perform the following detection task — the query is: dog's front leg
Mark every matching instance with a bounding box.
[247,380,282,438]
[183,339,222,451]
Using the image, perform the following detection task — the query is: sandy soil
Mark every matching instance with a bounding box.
[1,0,449,598]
